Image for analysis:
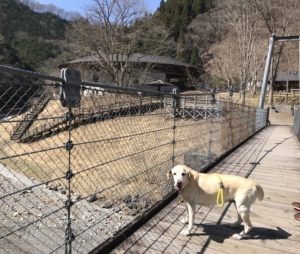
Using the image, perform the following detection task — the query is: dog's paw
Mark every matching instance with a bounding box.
[181,218,188,224]
[232,233,243,240]
[180,229,190,236]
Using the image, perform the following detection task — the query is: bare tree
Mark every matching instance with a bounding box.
[72,0,171,87]
[213,33,240,89]
[68,11,82,21]
[186,6,229,79]
[220,0,261,104]
[254,0,298,105]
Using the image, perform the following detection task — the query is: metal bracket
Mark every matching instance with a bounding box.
[65,141,74,151]
[65,112,74,121]
[60,68,81,108]
[65,200,74,208]
[65,170,74,180]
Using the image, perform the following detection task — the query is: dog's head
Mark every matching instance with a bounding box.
[167,165,192,191]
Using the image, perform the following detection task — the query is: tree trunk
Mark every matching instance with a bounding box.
[241,90,245,105]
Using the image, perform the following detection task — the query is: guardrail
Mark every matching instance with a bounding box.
[0,64,268,253]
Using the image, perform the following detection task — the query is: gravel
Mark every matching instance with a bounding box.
[0,172,141,254]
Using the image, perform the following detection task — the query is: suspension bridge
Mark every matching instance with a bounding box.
[0,34,300,254]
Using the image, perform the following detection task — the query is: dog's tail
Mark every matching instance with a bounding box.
[256,184,264,201]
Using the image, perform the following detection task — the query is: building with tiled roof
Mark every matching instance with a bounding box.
[58,53,201,91]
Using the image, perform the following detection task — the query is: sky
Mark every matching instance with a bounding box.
[36,0,162,15]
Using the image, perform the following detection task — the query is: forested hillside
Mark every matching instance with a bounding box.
[0,0,68,71]
[0,0,300,94]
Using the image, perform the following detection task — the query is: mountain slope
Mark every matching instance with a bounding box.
[0,0,68,71]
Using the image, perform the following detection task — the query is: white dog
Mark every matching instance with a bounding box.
[168,165,264,240]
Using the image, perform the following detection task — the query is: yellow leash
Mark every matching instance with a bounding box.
[213,173,224,208]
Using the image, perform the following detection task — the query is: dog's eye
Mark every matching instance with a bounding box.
[182,173,186,176]
[173,173,176,175]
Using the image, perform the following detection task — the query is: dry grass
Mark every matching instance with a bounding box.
[218,91,299,107]
[0,94,277,203]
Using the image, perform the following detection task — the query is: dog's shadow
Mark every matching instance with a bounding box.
[191,223,291,243]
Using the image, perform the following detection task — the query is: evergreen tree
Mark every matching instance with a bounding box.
[190,46,199,66]
[181,0,193,26]
[176,28,186,61]
[192,0,202,18]
[200,0,207,14]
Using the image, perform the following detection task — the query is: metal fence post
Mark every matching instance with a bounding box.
[65,109,75,254]
[207,118,213,165]
[172,88,180,161]
[259,34,275,109]
[60,68,81,254]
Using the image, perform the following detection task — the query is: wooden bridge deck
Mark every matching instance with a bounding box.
[112,126,300,254]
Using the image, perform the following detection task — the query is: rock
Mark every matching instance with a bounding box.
[102,201,113,209]
[13,212,18,217]
[132,195,139,202]
[46,199,53,204]
[139,198,149,209]
[122,195,132,204]
[112,206,120,212]
[89,194,97,203]
[130,209,138,216]
[75,194,82,201]
[119,207,131,216]
[61,189,66,194]
[71,193,82,201]
[82,212,91,219]
[135,203,142,211]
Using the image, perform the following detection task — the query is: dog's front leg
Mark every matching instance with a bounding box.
[180,203,195,236]
[181,203,188,224]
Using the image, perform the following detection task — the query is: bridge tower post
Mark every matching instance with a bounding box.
[259,34,275,109]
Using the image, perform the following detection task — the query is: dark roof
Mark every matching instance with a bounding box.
[276,71,299,81]
[58,53,196,69]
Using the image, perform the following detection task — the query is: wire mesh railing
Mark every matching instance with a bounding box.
[0,65,268,253]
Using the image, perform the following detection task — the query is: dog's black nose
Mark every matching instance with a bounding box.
[177,182,182,186]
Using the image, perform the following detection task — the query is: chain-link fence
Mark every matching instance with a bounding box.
[293,109,300,141]
[0,65,268,254]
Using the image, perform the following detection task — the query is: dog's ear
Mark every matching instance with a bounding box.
[167,170,172,180]
[187,169,193,180]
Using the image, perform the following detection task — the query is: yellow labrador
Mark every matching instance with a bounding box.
[168,165,264,240]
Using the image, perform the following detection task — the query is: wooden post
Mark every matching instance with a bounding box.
[285,93,288,104]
